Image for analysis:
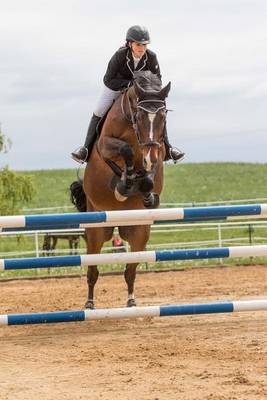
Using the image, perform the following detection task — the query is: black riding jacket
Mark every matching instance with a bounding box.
[103,46,161,91]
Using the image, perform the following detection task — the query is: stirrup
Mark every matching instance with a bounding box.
[71,147,88,164]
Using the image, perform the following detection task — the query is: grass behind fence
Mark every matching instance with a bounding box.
[20,162,267,210]
[1,162,267,279]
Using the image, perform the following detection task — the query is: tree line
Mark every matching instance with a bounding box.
[0,126,35,215]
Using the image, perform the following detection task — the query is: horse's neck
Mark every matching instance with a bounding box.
[110,87,137,126]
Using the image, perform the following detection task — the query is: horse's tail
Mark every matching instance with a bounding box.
[70,179,87,212]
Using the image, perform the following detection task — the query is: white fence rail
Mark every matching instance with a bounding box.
[1,220,266,260]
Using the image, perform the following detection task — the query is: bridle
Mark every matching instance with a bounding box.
[121,90,166,148]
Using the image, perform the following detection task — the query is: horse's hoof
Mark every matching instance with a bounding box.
[85,300,95,309]
[139,176,154,193]
[114,188,127,202]
[143,193,160,209]
[114,180,131,201]
[127,298,136,307]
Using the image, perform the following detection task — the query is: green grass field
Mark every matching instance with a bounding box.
[20,162,267,209]
[1,162,267,279]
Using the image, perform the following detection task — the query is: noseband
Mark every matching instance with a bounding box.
[121,91,166,148]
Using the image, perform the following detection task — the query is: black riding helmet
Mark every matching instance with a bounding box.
[126,25,150,44]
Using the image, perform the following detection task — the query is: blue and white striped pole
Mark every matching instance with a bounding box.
[1,204,267,232]
[1,245,267,270]
[0,299,266,325]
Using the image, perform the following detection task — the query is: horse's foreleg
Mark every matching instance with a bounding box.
[74,240,79,255]
[100,137,135,200]
[139,164,161,209]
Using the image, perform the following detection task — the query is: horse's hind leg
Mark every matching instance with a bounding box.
[119,225,151,307]
[69,239,73,255]
[124,263,138,307]
[85,226,114,309]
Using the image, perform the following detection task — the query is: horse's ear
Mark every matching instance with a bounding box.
[159,81,171,99]
[133,80,146,99]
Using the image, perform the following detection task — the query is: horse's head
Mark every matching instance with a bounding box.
[132,71,171,172]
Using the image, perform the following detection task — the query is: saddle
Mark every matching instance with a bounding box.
[96,107,112,137]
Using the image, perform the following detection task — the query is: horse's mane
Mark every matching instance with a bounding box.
[133,71,162,91]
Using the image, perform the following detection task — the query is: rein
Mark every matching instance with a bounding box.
[121,90,166,148]
[100,87,167,178]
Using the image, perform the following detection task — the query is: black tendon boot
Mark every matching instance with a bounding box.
[71,114,101,163]
[163,126,185,163]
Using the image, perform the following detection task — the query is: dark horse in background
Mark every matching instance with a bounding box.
[70,71,171,309]
[42,233,85,256]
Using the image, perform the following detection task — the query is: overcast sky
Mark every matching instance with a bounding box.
[1,0,267,170]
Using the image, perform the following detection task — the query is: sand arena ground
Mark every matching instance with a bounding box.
[0,265,266,400]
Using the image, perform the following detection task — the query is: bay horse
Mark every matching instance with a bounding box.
[70,71,171,308]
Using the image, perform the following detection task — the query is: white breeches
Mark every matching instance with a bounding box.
[94,85,121,117]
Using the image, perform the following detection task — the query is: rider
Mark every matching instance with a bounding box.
[71,25,185,164]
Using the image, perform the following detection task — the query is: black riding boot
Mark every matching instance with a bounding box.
[71,114,101,163]
[163,126,185,163]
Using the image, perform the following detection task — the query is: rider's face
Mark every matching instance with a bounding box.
[130,42,147,58]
